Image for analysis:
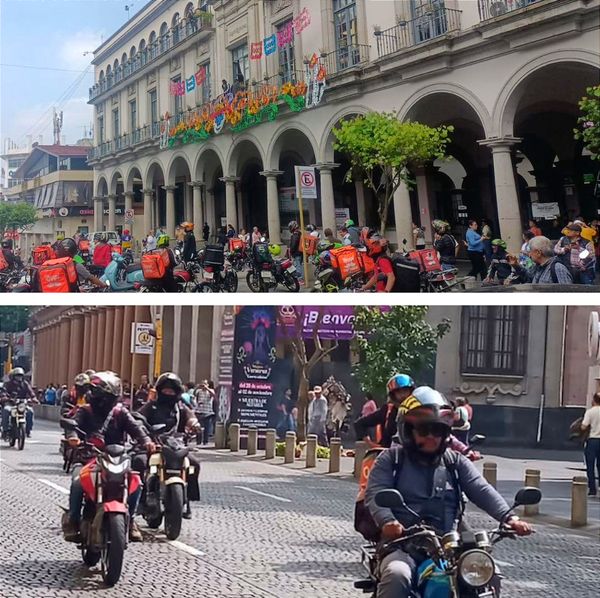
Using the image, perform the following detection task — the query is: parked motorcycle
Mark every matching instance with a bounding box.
[101,250,145,292]
[0,269,23,293]
[226,248,251,272]
[133,413,193,540]
[60,418,139,587]
[355,486,541,597]
[246,243,300,293]
[195,245,238,292]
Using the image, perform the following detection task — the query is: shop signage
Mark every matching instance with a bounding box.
[531,202,560,219]
[335,208,350,228]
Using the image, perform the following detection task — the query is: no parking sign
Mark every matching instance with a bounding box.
[295,166,317,199]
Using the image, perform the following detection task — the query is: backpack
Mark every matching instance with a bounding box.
[549,258,573,284]
[38,257,78,292]
[301,234,319,256]
[330,246,362,279]
[353,447,460,542]
[379,254,421,292]
[228,238,244,252]
[32,245,55,266]
[141,249,171,279]
[253,242,273,264]
[0,250,8,271]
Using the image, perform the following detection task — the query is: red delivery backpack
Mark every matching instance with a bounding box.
[141,249,170,279]
[0,251,8,271]
[32,245,56,266]
[38,257,78,292]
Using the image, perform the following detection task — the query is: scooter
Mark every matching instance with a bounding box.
[101,251,145,292]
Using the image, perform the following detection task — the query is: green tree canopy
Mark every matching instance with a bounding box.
[0,307,31,333]
[574,84,600,160]
[333,112,453,235]
[0,202,38,236]
[352,306,451,400]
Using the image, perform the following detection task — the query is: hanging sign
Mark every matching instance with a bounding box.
[295,166,317,199]
[170,66,208,96]
[264,34,277,56]
[250,7,312,60]
[131,323,154,355]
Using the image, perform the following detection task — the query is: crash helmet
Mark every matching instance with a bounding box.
[306,224,315,233]
[288,221,298,233]
[268,243,282,257]
[74,372,91,391]
[88,371,122,415]
[317,240,334,253]
[491,238,507,250]
[344,219,355,228]
[155,372,184,408]
[156,234,170,248]
[84,369,96,378]
[9,367,25,379]
[97,232,108,243]
[57,238,78,258]
[432,220,450,234]
[386,373,415,396]
[181,222,194,232]
[368,238,388,257]
[319,250,332,268]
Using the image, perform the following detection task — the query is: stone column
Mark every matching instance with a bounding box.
[163,185,177,239]
[59,317,71,385]
[96,309,106,371]
[112,307,124,374]
[48,323,59,386]
[93,196,104,231]
[107,194,117,231]
[316,163,338,235]
[260,170,283,244]
[220,177,239,232]
[393,179,414,249]
[190,181,205,235]
[415,166,434,244]
[355,180,367,229]
[479,137,523,254]
[120,306,135,383]
[88,310,99,370]
[189,306,200,383]
[206,187,216,237]
[185,181,193,223]
[67,312,84,384]
[143,189,154,238]
[82,310,92,370]
[103,307,116,371]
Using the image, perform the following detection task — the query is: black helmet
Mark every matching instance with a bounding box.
[58,238,78,257]
[1,239,13,250]
[155,372,184,407]
[397,386,454,458]
[88,371,121,416]
[288,221,298,232]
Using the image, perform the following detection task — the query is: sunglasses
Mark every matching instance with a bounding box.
[413,423,447,438]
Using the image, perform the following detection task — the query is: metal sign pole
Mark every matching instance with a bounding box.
[295,167,310,285]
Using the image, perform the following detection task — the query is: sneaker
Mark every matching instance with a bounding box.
[183,506,192,520]
[62,513,81,543]
[129,520,143,542]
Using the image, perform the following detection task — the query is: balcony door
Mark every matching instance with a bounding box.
[333,0,360,71]
[411,0,448,44]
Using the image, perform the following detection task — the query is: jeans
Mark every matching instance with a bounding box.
[1,406,9,434]
[292,255,304,280]
[26,408,33,435]
[441,263,456,272]
[69,464,141,524]
[578,269,596,285]
[584,438,600,494]
[482,239,493,264]
[198,415,214,445]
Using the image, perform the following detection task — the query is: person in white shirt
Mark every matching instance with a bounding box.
[145,231,157,252]
[307,385,328,446]
[581,393,600,496]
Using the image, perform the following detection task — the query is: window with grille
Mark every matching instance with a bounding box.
[277,19,295,83]
[171,76,182,115]
[460,306,529,376]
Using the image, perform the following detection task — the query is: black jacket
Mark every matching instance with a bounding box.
[138,401,198,435]
[354,403,398,448]
[289,230,301,256]
[434,234,456,265]
[183,231,197,262]
[4,379,35,400]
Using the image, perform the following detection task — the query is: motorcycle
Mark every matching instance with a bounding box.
[226,248,251,272]
[195,246,238,293]
[133,413,193,540]
[101,250,145,292]
[246,257,300,292]
[355,486,541,597]
[60,418,139,587]
[0,269,24,292]
[6,399,27,450]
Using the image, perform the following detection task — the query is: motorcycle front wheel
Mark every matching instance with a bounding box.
[164,484,184,541]
[17,424,25,450]
[101,513,126,587]
[282,273,300,293]
[224,271,238,293]
[246,271,262,293]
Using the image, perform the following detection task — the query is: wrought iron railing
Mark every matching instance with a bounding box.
[478,0,542,20]
[375,8,461,58]
[89,12,214,101]
[321,44,370,76]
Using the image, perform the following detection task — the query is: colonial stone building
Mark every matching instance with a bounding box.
[87,0,600,251]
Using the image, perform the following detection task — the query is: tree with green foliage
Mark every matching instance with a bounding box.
[574,85,600,160]
[0,202,37,237]
[332,112,453,235]
[0,307,31,332]
[352,306,451,400]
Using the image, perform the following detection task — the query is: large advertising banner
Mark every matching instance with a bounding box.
[216,307,235,424]
[230,306,293,428]
[276,305,357,340]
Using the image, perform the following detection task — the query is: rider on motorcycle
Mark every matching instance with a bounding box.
[60,371,94,417]
[2,367,36,437]
[181,222,197,263]
[62,371,154,543]
[135,372,202,519]
[1,239,24,271]
[364,387,532,598]
[360,238,396,293]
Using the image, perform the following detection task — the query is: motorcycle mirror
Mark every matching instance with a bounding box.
[402,239,408,245]
[512,487,542,508]
[374,489,406,510]
[469,434,486,445]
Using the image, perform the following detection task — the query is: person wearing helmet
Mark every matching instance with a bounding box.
[150,235,179,292]
[268,243,282,257]
[365,386,533,598]
[60,372,92,417]
[3,367,36,437]
[181,222,197,263]
[136,373,202,519]
[288,221,303,281]
[306,224,320,239]
[484,238,512,285]
[344,219,361,245]
[354,375,416,449]
[432,220,459,271]
[1,239,24,271]
[62,371,154,542]
[92,232,112,270]
[361,238,396,293]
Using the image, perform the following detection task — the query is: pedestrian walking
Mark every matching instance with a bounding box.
[466,220,487,280]
[251,226,262,245]
[361,392,377,418]
[276,388,294,439]
[581,393,600,496]
[307,385,328,446]
[226,224,236,238]
[145,231,157,252]
[528,219,543,237]
[554,223,595,285]
[202,222,210,243]
[412,222,426,250]
[194,380,215,445]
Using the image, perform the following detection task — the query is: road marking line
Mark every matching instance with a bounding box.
[234,485,291,503]
[38,478,69,494]
[169,540,205,557]
[495,560,514,568]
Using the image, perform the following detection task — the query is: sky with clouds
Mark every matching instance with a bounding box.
[1,0,142,148]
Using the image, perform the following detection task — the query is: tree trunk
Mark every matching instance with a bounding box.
[380,190,391,237]
[296,372,310,442]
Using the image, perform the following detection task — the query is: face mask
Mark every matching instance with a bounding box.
[157,392,178,407]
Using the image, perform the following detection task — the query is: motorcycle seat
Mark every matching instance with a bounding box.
[125,263,141,274]
[105,444,126,457]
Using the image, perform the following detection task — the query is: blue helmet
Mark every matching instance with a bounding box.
[386,374,415,395]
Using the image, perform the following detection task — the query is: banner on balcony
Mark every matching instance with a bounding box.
[170,66,208,96]
[164,53,326,149]
[250,7,311,61]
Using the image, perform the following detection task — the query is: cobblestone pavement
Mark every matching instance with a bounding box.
[0,422,598,597]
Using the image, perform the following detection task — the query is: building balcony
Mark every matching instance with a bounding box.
[375,8,462,59]
[89,13,214,102]
[478,0,542,21]
[321,44,371,78]
[89,123,161,161]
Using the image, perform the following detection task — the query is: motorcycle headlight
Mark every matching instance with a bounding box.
[458,550,495,587]
[17,404,26,413]
[102,459,129,474]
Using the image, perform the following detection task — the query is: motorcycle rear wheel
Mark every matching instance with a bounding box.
[101,513,126,587]
[17,425,25,450]
[194,282,214,293]
[224,271,238,293]
[164,484,184,541]
[282,273,300,293]
[246,271,262,293]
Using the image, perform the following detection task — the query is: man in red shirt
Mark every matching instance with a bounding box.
[361,239,396,293]
[92,233,112,269]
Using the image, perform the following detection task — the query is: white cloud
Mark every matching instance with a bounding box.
[58,30,104,71]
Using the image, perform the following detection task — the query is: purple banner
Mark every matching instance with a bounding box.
[276,306,357,340]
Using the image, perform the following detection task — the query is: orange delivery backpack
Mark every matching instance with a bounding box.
[38,257,78,293]
[302,234,319,256]
[409,248,441,273]
[32,245,56,266]
[0,251,8,271]
[330,246,362,279]
[229,238,245,252]
[141,248,170,279]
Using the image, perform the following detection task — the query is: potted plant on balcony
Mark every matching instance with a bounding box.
[194,8,213,25]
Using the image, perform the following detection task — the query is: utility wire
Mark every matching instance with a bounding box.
[0,63,94,73]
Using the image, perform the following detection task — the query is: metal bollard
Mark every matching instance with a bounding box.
[482,462,497,489]
[229,423,240,452]
[329,437,341,473]
[247,427,257,456]
[306,434,317,468]
[524,469,541,516]
[264,428,276,459]
[284,431,296,464]
[354,440,368,481]
[571,476,588,527]
[214,422,225,449]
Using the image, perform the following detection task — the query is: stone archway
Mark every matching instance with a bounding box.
[144,161,166,236]
[94,176,109,232]
[194,147,225,242]
[124,165,144,240]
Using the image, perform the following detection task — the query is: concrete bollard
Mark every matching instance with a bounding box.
[571,476,588,527]
[214,422,225,449]
[524,469,541,516]
[306,434,317,468]
[229,423,240,452]
[354,440,368,481]
[264,428,276,459]
[329,437,341,473]
[284,431,296,464]
[247,427,257,456]
[482,462,497,489]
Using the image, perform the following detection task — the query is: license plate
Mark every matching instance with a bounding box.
[286,266,296,273]
[204,271,214,280]
[261,271,273,280]
[188,466,195,474]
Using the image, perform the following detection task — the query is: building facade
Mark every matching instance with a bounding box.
[87,0,600,251]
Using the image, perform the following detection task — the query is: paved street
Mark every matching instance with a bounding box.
[0,421,598,597]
